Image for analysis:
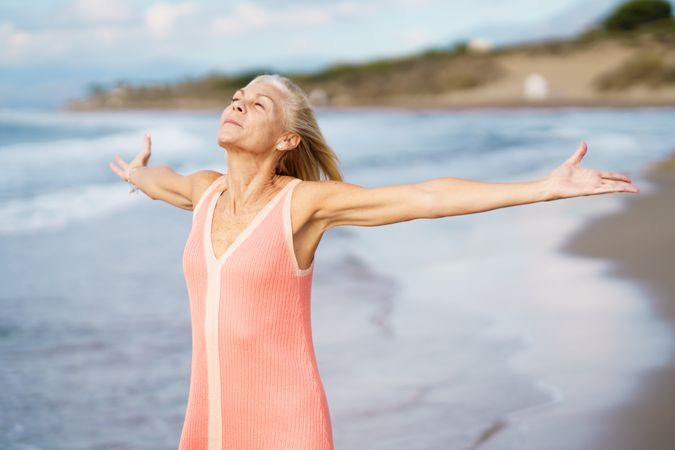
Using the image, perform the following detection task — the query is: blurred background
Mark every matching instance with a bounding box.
[2,1,675,449]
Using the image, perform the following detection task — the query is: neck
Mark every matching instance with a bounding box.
[221,151,281,214]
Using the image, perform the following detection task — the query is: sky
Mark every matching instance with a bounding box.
[0,0,666,108]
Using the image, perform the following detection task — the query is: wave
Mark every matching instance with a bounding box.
[0,182,143,236]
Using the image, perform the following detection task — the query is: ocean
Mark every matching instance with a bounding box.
[1,106,674,450]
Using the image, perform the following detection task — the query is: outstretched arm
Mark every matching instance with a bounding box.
[108,133,221,210]
[425,142,638,216]
[314,142,639,229]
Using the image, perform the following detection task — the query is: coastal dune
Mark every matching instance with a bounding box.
[65,26,675,111]
[429,40,675,108]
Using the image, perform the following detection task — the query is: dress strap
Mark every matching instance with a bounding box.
[282,178,313,276]
[192,174,226,215]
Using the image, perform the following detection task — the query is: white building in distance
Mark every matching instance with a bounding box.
[523,73,550,101]
[467,38,494,53]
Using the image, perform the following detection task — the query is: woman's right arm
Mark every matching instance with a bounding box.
[109,133,222,211]
[128,165,222,211]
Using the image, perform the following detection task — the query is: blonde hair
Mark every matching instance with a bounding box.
[248,74,344,182]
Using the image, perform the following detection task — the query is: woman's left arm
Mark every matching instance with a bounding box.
[314,142,639,230]
[426,141,640,215]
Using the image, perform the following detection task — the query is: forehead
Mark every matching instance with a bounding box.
[238,82,283,103]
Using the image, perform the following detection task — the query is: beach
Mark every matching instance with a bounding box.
[5,0,675,446]
[2,106,675,449]
[562,150,675,450]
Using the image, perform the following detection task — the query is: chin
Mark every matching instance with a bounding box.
[217,132,235,147]
[217,137,231,149]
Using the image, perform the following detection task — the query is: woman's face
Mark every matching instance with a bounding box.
[217,80,288,154]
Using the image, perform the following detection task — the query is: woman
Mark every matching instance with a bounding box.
[108,73,639,449]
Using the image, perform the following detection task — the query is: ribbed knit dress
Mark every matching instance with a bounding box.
[179,175,334,450]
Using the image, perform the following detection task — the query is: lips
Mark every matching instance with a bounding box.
[223,118,242,127]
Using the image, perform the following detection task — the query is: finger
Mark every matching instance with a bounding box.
[610,179,639,193]
[594,180,639,194]
[626,182,640,193]
[143,133,152,153]
[109,161,126,180]
[115,154,129,170]
[598,170,631,182]
[565,141,587,166]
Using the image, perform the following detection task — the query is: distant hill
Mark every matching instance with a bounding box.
[64,17,675,111]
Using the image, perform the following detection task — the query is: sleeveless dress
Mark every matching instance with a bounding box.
[179,175,334,450]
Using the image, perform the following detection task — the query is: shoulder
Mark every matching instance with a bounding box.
[293,178,359,198]
[292,178,433,228]
[191,169,225,187]
[188,170,226,210]
[289,178,361,229]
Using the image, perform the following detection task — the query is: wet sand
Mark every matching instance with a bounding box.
[561,150,675,450]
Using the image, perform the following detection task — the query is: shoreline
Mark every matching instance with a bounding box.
[560,150,675,450]
[61,99,675,114]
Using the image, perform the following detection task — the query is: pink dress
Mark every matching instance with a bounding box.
[179,175,334,449]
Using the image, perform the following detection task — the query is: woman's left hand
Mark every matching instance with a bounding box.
[545,141,640,200]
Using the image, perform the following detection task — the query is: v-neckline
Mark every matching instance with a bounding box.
[205,177,298,266]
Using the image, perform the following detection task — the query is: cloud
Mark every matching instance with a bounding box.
[0,22,33,58]
[74,0,131,24]
[393,0,434,6]
[399,29,429,46]
[211,3,325,34]
[145,2,196,37]
[93,27,120,44]
[210,2,376,35]
[0,20,120,63]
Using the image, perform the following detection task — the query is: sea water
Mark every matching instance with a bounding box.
[1,106,674,450]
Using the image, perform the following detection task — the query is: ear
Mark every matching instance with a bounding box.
[277,132,301,151]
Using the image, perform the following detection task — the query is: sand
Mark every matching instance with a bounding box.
[561,150,675,450]
[327,39,675,110]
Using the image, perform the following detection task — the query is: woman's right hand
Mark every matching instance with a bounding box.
[109,133,153,182]
[107,132,210,210]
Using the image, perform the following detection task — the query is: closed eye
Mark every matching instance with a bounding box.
[230,97,264,109]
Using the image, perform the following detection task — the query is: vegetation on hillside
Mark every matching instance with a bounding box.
[603,0,672,31]
[595,47,675,91]
[76,41,504,109]
[292,47,504,99]
[589,1,675,91]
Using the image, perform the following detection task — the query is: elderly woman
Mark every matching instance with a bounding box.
[108,74,638,450]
